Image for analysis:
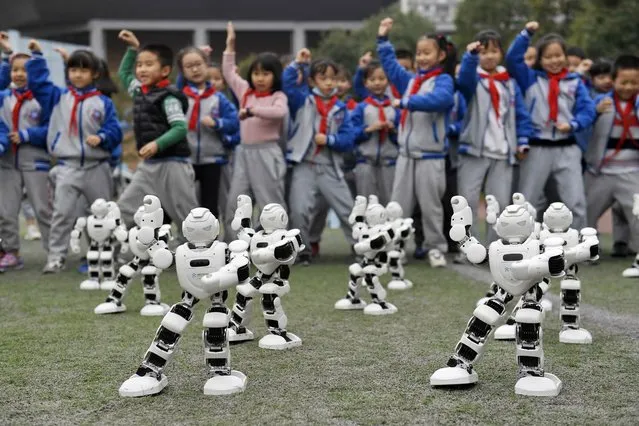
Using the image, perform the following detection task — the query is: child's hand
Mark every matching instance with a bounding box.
[386,120,395,131]
[54,47,70,63]
[466,41,482,54]
[295,48,311,64]
[201,116,217,128]
[9,132,20,144]
[199,45,213,56]
[556,122,572,133]
[0,32,12,53]
[28,39,42,53]
[392,98,402,108]
[516,145,529,161]
[226,21,236,53]
[85,135,101,147]
[596,97,613,113]
[525,21,539,33]
[365,121,386,133]
[118,30,140,49]
[378,18,393,37]
[359,51,373,69]
[314,133,327,146]
[238,108,250,120]
[139,141,159,159]
[576,58,593,75]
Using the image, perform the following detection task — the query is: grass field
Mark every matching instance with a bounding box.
[1,230,639,425]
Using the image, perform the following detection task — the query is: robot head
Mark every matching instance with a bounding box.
[105,201,121,219]
[133,206,145,227]
[513,192,537,220]
[90,198,109,218]
[182,208,219,243]
[259,203,288,233]
[494,204,534,243]
[543,202,573,232]
[365,203,387,227]
[386,202,404,221]
[140,195,164,230]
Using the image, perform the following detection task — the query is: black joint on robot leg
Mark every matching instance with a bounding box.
[89,259,99,266]
[236,293,251,306]
[135,366,155,378]
[237,264,250,282]
[209,305,228,314]
[204,327,226,345]
[518,323,540,343]
[505,317,515,325]
[143,275,156,286]
[562,290,579,305]
[145,294,158,302]
[519,356,540,369]
[241,218,251,228]
[262,294,276,311]
[378,252,388,263]
[389,257,399,267]
[145,352,167,369]
[171,304,193,321]
[207,358,228,368]
[279,265,290,280]
[561,314,578,324]
[157,327,180,345]
[521,302,542,312]
[468,317,491,340]
[110,290,123,300]
[485,299,505,315]
[457,343,478,363]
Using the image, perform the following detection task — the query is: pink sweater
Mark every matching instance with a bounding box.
[222,52,289,144]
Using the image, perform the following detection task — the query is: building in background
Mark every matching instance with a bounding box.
[400,0,458,33]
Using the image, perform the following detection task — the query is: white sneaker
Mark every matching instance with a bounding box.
[24,224,42,241]
[428,249,447,268]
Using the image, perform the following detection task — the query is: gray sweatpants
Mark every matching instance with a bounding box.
[457,155,512,244]
[353,163,395,206]
[223,143,287,243]
[117,160,198,242]
[612,202,630,245]
[289,162,354,256]
[309,194,330,243]
[518,145,587,230]
[0,167,52,253]
[391,156,447,252]
[217,162,233,240]
[48,163,113,260]
[585,171,639,251]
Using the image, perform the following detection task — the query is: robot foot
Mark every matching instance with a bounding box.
[387,279,413,290]
[140,303,170,317]
[334,298,367,310]
[430,367,478,386]
[258,332,302,350]
[228,327,255,343]
[514,373,562,397]
[80,279,100,291]
[559,328,592,344]
[119,374,168,397]
[203,371,247,395]
[622,267,639,278]
[94,302,127,315]
[540,298,553,312]
[493,324,516,341]
[363,302,398,316]
[100,280,117,291]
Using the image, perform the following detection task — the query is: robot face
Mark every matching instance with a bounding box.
[133,206,145,227]
[543,202,572,232]
[365,204,387,226]
[259,203,288,232]
[182,207,219,243]
[494,204,534,243]
[386,202,403,221]
[90,198,109,218]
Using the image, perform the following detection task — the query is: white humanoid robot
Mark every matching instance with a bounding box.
[71,199,128,291]
[226,195,305,350]
[94,201,171,316]
[430,196,566,397]
[119,202,251,397]
[334,196,398,315]
[494,202,598,344]
[622,194,639,278]
[385,201,414,290]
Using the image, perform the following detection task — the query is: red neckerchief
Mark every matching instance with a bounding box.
[478,71,510,121]
[68,87,101,135]
[11,89,34,154]
[390,84,401,100]
[399,68,443,128]
[183,84,217,131]
[603,94,639,164]
[240,89,271,109]
[346,98,358,111]
[313,94,339,156]
[365,96,392,143]
[141,78,170,95]
[547,68,569,123]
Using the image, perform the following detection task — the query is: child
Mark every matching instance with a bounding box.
[567,47,587,73]
[222,22,289,242]
[585,55,639,268]
[115,30,199,239]
[457,30,533,244]
[350,60,399,205]
[376,17,455,267]
[336,65,358,110]
[589,59,614,98]
[506,22,596,230]
[177,46,239,217]
[0,45,52,271]
[0,32,10,89]
[283,49,356,265]
[26,41,122,273]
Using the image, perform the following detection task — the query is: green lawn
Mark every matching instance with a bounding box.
[1,231,638,425]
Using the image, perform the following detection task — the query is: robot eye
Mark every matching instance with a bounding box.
[203,225,212,231]
[186,227,195,233]
[518,221,527,226]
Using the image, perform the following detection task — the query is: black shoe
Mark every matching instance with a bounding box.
[297,253,311,266]
[612,242,630,258]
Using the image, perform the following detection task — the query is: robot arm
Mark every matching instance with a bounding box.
[158,224,173,243]
[485,195,500,225]
[353,226,393,255]
[511,238,565,281]
[69,217,87,254]
[251,230,305,265]
[201,253,251,294]
[146,239,174,270]
[231,195,255,244]
[352,222,369,241]
[449,196,486,264]
[565,227,599,264]
[348,195,367,225]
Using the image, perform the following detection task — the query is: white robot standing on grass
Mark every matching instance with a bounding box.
[622,194,639,278]
[70,199,128,291]
[119,198,251,397]
[431,196,566,397]
[385,201,415,291]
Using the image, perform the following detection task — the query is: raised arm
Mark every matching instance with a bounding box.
[376,18,413,94]
[117,30,141,95]
[222,22,250,101]
[26,41,62,115]
[282,50,311,117]
[457,46,481,103]
[505,23,538,93]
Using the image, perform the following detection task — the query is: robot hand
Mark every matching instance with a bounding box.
[273,231,305,263]
[148,241,173,269]
[352,222,368,241]
[201,255,250,293]
[568,227,599,263]
[459,236,487,264]
[349,196,367,225]
[69,231,82,254]
[114,225,128,243]
[512,240,565,280]
[137,226,156,246]
[285,229,306,253]
[368,194,380,206]
[485,195,500,225]
[231,195,253,231]
[449,196,472,242]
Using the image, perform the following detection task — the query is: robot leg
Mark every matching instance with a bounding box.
[258,290,302,350]
[363,273,397,315]
[334,262,366,310]
[99,241,117,291]
[387,249,413,291]
[622,253,639,277]
[95,257,141,315]
[228,275,261,343]
[559,268,592,344]
[139,264,169,317]
[514,284,562,396]
[119,292,198,397]
[431,286,512,386]
[80,242,101,290]
[494,297,524,341]
[538,277,553,313]
[202,291,247,395]
[476,282,499,307]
